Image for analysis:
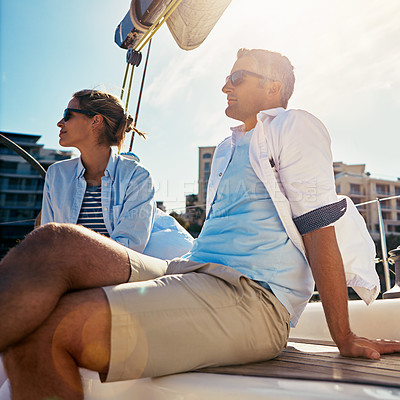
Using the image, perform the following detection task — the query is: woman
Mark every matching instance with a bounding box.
[41,89,192,258]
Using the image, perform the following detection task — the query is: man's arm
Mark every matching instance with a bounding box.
[303,226,400,359]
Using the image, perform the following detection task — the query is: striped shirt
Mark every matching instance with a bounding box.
[77,185,109,236]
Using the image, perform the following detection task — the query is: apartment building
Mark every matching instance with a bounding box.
[0,132,72,256]
[334,162,400,240]
[185,146,216,228]
[197,146,216,206]
[186,152,400,241]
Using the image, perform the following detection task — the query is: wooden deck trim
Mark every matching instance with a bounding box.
[198,339,400,388]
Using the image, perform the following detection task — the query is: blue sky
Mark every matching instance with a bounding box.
[1,0,400,211]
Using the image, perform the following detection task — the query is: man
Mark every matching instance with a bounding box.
[1,49,400,399]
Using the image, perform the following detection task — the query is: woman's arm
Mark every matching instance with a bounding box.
[110,165,156,253]
[40,167,55,225]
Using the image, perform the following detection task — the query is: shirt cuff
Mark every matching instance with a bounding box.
[293,198,347,235]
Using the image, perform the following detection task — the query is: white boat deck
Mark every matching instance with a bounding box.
[1,299,399,399]
[81,298,400,400]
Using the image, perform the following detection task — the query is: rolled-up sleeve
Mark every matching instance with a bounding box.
[293,198,347,235]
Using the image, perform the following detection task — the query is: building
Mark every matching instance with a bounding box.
[185,146,216,230]
[197,146,216,206]
[334,162,400,240]
[0,132,72,256]
[156,201,166,212]
[185,151,400,241]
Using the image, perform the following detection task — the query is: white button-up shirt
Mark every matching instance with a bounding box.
[207,108,379,306]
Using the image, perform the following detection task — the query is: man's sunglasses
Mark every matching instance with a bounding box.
[63,108,97,122]
[225,70,267,86]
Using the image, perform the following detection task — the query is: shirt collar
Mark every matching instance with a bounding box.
[230,107,286,138]
[76,148,118,181]
[230,124,246,148]
[104,148,118,181]
[76,157,85,179]
[257,107,286,122]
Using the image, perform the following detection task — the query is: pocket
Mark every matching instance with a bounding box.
[112,205,122,222]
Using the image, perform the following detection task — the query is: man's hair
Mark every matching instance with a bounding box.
[237,49,295,109]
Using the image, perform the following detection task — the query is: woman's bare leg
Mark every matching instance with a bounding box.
[0,223,131,352]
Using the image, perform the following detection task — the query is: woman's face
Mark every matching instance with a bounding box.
[57,98,93,149]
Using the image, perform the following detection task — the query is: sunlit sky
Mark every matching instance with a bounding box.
[1,0,400,211]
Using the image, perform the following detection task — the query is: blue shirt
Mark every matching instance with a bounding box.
[184,130,309,325]
[41,149,193,258]
[41,149,155,252]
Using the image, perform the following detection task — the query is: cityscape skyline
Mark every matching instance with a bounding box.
[2,129,400,217]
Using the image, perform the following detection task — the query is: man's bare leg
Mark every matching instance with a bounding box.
[3,288,112,400]
[0,223,131,352]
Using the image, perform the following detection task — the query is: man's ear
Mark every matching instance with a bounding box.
[267,81,282,96]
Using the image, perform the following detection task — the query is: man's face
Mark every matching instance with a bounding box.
[222,56,274,129]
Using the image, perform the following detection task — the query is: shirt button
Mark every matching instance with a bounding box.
[219,172,222,177]
[104,207,108,211]
[104,183,108,186]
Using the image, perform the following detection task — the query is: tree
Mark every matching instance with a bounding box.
[169,211,190,230]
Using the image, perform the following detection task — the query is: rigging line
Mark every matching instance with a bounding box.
[0,134,46,179]
[1,203,207,225]
[356,194,400,207]
[129,39,152,152]
[124,65,135,112]
[121,0,183,115]
[0,218,36,226]
[166,203,207,213]
[135,0,184,52]
[123,0,183,113]
[378,194,400,202]
[120,63,130,100]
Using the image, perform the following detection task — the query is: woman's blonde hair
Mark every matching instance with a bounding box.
[73,89,146,151]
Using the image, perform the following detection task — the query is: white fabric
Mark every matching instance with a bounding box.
[207,108,379,305]
[143,208,194,259]
[166,0,232,50]
[334,196,380,303]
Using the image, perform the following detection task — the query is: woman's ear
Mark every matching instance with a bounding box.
[91,114,103,129]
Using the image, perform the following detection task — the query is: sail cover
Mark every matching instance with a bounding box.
[115,0,231,50]
[166,0,231,50]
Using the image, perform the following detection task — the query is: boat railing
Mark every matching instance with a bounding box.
[355,194,400,297]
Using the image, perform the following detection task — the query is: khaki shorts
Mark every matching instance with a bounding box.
[102,251,290,382]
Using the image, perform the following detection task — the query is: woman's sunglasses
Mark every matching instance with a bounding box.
[63,108,97,122]
[225,70,267,87]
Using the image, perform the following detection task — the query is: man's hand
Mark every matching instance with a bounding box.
[303,226,400,360]
[337,332,400,360]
